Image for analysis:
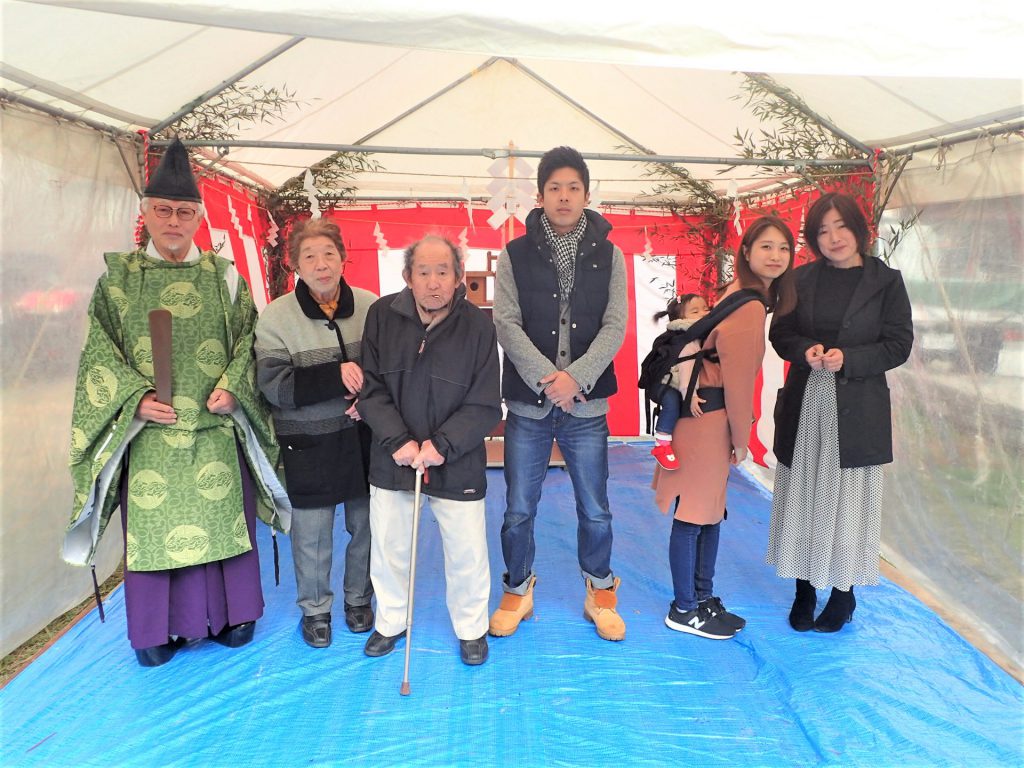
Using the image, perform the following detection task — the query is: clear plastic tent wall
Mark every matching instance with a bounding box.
[881,138,1024,671]
[0,108,132,656]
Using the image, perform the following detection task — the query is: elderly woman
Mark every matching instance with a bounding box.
[255,219,378,648]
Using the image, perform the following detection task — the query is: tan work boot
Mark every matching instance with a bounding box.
[584,577,626,641]
[488,575,537,637]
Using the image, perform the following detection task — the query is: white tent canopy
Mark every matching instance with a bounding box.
[4,0,1022,201]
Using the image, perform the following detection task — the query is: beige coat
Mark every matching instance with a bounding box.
[652,292,767,523]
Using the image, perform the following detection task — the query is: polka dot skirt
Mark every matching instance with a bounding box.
[766,369,883,591]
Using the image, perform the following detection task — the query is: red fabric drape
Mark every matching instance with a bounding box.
[194,175,274,307]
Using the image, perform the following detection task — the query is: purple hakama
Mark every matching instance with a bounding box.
[120,444,265,650]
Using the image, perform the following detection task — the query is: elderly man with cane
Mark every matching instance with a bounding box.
[357,236,500,668]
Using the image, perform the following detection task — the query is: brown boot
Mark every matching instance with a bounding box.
[584,577,626,641]
[488,575,537,637]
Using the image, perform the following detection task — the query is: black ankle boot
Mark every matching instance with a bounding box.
[813,587,856,633]
[789,579,816,632]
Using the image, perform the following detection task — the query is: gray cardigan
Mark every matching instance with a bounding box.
[493,218,627,419]
[255,278,378,507]
[255,279,377,437]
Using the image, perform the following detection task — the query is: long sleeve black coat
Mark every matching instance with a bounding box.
[770,257,914,468]
[357,285,501,501]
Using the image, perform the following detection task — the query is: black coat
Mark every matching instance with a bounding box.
[356,285,501,501]
[770,257,913,468]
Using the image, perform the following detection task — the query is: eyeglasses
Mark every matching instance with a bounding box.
[151,205,199,221]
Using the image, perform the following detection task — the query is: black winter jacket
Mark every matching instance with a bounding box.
[356,285,501,501]
[771,257,913,468]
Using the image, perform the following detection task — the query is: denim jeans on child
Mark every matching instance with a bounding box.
[655,388,682,436]
[669,518,720,610]
[500,409,615,594]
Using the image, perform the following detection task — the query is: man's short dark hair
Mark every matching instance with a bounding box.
[537,146,590,195]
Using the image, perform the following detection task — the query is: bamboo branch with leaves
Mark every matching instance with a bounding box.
[152,83,302,143]
[734,74,919,263]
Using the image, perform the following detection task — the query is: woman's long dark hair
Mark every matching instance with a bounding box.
[727,215,797,316]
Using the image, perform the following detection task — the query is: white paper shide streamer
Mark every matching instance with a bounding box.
[303,170,321,220]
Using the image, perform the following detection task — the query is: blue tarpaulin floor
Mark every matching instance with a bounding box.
[2,443,1021,767]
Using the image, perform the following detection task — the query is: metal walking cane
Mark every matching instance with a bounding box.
[400,465,425,696]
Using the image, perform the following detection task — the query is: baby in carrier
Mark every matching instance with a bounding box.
[650,293,710,470]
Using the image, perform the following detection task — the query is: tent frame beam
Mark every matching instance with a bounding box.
[506,58,655,154]
[873,108,1024,149]
[890,119,1024,156]
[354,57,502,145]
[162,139,870,168]
[0,63,155,126]
[0,89,139,141]
[314,195,675,207]
[353,56,653,155]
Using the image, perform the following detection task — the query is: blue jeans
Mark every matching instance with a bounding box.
[655,389,682,436]
[669,518,720,611]
[501,409,614,593]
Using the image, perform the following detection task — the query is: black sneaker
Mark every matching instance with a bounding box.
[344,603,374,634]
[363,629,406,657]
[459,634,489,666]
[664,602,736,640]
[700,596,746,632]
[301,613,332,648]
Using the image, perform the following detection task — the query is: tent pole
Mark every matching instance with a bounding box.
[354,58,502,146]
[507,58,655,154]
[506,141,516,243]
[889,120,1024,156]
[352,56,655,155]
[0,89,139,141]
[149,36,306,135]
[0,63,154,126]
[160,139,869,168]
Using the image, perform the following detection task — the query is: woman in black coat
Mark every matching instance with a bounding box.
[766,192,913,633]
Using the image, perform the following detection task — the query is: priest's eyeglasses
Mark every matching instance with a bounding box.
[151,205,199,221]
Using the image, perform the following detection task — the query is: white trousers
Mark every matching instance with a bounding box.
[369,485,490,640]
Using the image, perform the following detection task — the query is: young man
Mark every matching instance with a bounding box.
[357,236,501,666]
[489,146,628,642]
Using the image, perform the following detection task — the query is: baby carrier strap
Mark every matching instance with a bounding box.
[638,288,765,435]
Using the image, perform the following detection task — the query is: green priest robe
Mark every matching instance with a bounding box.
[65,246,291,572]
